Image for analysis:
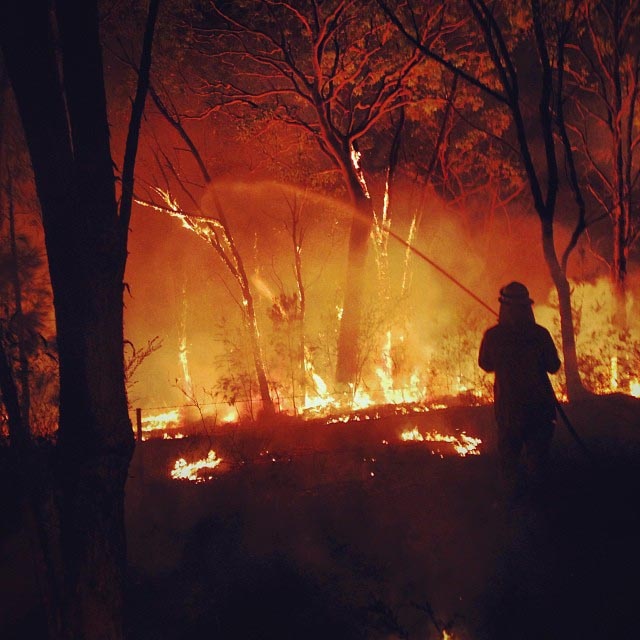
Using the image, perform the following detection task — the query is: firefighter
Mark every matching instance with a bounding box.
[479,282,561,497]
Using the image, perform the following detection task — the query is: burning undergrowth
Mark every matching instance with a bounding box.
[125,178,640,427]
[125,403,500,639]
[132,403,494,487]
[123,395,640,640]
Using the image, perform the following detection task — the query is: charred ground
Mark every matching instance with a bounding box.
[2,394,640,640]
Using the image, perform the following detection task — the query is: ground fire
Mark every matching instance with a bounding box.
[2,1,640,638]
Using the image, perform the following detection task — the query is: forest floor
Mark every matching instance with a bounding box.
[2,393,640,639]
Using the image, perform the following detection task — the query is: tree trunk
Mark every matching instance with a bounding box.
[55,265,133,639]
[243,287,275,416]
[146,95,275,416]
[612,205,629,330]
[0,0,158,637]
[541,222,584,401]
[335,184,374,384]
[8,178,32,424]
[292,221,306,409]
[610,1,630,332]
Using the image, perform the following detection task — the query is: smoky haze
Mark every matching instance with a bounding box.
[123,169,616,415]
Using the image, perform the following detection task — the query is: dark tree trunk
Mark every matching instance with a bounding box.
[0,0,159,637]
[7,177,32,426]
[610,1,630,332]
[542,222,583,401]
[56,272,133,639]
[612,206,629,330]
[0,329,25,445]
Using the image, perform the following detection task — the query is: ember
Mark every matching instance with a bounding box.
[170,450,223,482]
[400,427,482,457]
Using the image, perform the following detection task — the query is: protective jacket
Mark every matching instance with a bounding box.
[479,323,561,426]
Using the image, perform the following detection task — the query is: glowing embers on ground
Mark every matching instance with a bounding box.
[171,450,223,483]
[325,402,431,424]
[400,426,482,457]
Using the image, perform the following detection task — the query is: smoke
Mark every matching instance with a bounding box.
[123,174,632,413]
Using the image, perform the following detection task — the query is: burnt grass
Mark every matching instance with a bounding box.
[2,394,640,639]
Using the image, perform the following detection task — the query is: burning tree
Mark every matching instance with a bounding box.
[382,0,609,400]
[184,0,451,386]
[129,1,515,409]
[138,84,277,415]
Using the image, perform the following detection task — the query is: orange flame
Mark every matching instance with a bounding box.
[141,409,180,437]
[400,427,481,457]
[170,450,223,482]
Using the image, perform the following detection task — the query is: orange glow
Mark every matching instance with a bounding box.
[179,286,194,398]
[170,450,223,482]
[220,407,240,423]
[303,356,339,413]
[163,432,185,440]
[400,426,482,457]
[141,409,180,437]
[610,356,619,391]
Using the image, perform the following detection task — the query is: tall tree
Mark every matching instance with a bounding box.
[186,0,445,386]
[571,0,640,329]
[140,88,276,415]
[381,0,594,400]
[0,1,160,638]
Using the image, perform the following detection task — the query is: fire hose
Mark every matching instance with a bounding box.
[140,196,592,460]
[383,225,595,462]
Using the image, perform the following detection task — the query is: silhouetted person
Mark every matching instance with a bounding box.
[479,282,561,497]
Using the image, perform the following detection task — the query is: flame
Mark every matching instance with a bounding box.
[220,406,240,423]
[179,284,194,398]
[400,427,481,457]
[170,450,223,482]
[610,356,619,391]
[142,409,180,433]
[132,265,638,440]
[350,145,371,199]
[352,385,374,410]
[401,426,425,441]
[538,278,639,397]
[178,336,193,395]
[163,432,185,440]
[303,357,339,413]
[376,331,426,404]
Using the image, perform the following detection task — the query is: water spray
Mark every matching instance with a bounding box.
[381,224,499,317]
[138,193,592,460]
